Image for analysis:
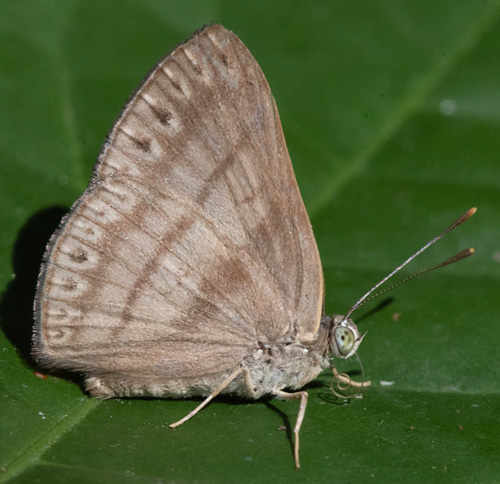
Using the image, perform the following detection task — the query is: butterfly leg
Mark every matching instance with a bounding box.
[169,366,243,429]
[274,390,308,469]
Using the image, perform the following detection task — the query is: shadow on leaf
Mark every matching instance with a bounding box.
[0,206,68,366]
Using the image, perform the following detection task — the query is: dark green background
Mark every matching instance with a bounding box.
[1,1,499,482]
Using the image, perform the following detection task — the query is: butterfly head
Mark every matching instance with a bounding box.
[328,314,365,359]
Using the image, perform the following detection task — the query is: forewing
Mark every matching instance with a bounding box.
[34,25,323,387]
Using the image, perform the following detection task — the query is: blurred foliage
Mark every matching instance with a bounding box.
[1,1,499,482]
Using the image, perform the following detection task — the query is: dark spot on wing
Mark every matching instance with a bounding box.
[190,63,202,75]
[152,106,172,126]
[69,248,89,263]
[169,78,184,93]
[50,328,66,340]
[133,137,152,153]
[62,277,78,292]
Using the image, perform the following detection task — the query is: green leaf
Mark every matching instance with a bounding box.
[1,1,500,482]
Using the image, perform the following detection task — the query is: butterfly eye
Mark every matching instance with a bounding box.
[334,326,356,357]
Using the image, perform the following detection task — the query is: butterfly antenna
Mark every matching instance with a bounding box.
[344,208,476,320]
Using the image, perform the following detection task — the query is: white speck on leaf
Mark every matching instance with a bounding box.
[380,381,395,386]
[439,99,457,115]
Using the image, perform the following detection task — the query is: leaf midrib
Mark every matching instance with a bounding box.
[0,398,100,483]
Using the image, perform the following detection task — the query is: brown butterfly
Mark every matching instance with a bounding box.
[33,24,475,468]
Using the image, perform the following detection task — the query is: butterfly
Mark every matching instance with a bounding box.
[33,24,475,468]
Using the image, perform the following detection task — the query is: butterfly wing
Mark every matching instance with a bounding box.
[33,25,323,398]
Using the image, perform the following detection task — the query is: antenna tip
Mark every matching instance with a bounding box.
[469,248,476,255]
[468,207,477,216]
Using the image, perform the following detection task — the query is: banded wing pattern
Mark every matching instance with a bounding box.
[33,25,323,398]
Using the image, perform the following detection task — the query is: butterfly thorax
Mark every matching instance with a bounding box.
[236,346,327,399]
[222,317,336,399]
[230,314,364,399]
